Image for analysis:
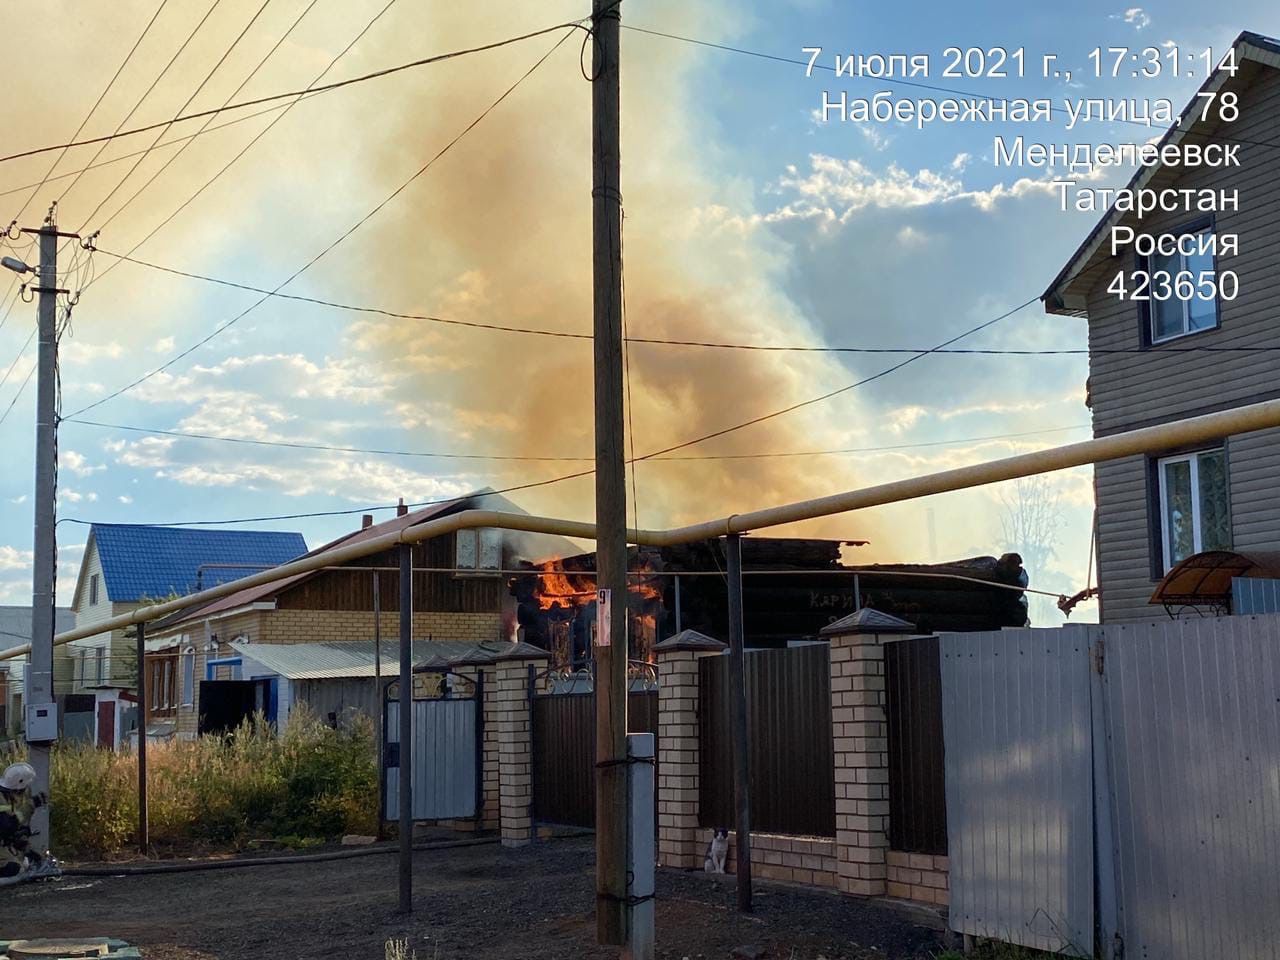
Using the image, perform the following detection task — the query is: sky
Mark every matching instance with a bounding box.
[1,0,1277,626]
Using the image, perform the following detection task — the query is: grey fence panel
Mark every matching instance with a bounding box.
[1102,616,1280,960]
[940,627,1096,956]
[1232,577,1280,614]
[385,697,477,821]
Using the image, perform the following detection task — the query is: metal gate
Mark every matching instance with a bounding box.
[382,670,481,822]
[530,666,657,828]
[940,618,1280,960]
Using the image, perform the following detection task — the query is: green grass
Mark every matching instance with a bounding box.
[936,942,1068,959]
[5,707,378,860]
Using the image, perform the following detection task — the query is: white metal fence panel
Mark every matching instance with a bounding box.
[940,627,1096,956]
[1101,617,1280,960]
[385,697,477,821]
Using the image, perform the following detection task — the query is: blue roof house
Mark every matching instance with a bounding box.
[68,524,307,697]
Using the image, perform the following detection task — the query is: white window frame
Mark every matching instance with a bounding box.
[89,574,100,606]
[1147,225,1219,344]
[1157,448,1228,572]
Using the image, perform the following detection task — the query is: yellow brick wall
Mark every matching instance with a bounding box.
[887,851,949,906]
[723,833,838,889]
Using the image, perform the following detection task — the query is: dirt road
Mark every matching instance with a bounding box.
[3,836,948,959]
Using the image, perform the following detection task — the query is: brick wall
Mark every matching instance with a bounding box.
[724,832,838,888]
[886,851,949,906]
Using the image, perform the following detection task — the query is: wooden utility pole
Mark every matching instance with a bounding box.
[591,0,628,947]
[725,534,752,912]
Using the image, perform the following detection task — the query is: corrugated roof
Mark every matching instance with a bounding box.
[91,524,307,602]
[230,639,479,679]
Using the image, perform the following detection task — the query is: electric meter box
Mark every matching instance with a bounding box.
[25,701,59,743]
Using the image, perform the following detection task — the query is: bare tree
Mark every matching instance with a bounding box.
[997,476,1065,625]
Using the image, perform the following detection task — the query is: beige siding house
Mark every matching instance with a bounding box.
[1043,32,1280,622]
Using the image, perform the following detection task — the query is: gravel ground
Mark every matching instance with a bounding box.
[2,836,950,960]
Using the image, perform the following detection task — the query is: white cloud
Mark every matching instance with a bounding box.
[859,125,892,152]
[61,449,106,477]
[118,495,133,504]
[7,495,26,505]
[1114,7,1151,29]
[895,226,930,248]
[61,341,124,365]
[0,545,32,571]
[152,336,176,353]
[951,152,972,172]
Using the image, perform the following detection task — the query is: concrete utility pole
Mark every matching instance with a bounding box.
[591,0,630,948]
[135,622,148,853]
[18,212,73,855]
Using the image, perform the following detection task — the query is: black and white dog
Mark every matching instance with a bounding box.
[703,827,729,874]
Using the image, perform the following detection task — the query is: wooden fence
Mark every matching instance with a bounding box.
[699,644,835,837]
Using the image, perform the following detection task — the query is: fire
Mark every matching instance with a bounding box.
[535,559,596,611]
[517,555,668,666]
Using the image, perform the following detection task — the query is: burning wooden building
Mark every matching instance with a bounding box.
[510,538,1029,667]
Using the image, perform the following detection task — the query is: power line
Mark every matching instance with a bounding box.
[65,28,576,419]
[57,466,595,528]
[88,250,1280,355]
[0,101,300,203]
[633,298,1041,461]
[0,359,36,429]
[75,0,268,234]
[8,0,174,225]
[61,416,1090,462]
[85,0,402,289]
[55,0,224,209]
[0,17,595,167]
[83,0,325,239]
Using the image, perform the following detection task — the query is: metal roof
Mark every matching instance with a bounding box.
[88,524,307,603]
[229,639,479,680]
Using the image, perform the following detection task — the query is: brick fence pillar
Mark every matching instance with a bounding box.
[490,642,550,848]
[820,608,918,897]
[654,629,728,869]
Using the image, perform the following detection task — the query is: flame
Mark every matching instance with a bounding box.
[535,559,596,611]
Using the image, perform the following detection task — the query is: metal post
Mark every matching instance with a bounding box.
[591,0,629,947]
[23,220,61,855]
[136,621,148,853]
[397,543,413,912]
[673,574,682,635]
[374,569,385,841]
[725,533,752,913]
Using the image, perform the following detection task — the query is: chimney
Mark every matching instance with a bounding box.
[396,498,408,517]
[362,514,373,529]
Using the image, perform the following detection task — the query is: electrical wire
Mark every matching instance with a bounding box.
[59,415,1089,462]
[632,298,1040,462]
[84,0,402,289]
[92,249,1280,356]
[65,28,576,419]
[75,0,267,234]
[8,0,174,225]
[83,0,325,240]
[0,101,303,203]
[55,0,225,209]
[0,17,597,166]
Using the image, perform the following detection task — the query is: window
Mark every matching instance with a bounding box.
[1157,448,1231,571]
[455,528,502,575]
[95,647,106,684]
[89,574,99,606]
[1147,225,1219,343]
[181,647,196,707]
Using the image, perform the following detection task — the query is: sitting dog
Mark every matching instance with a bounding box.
[703,827,729,874]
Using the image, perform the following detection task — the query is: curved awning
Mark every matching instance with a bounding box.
[1149,550,1280,607]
